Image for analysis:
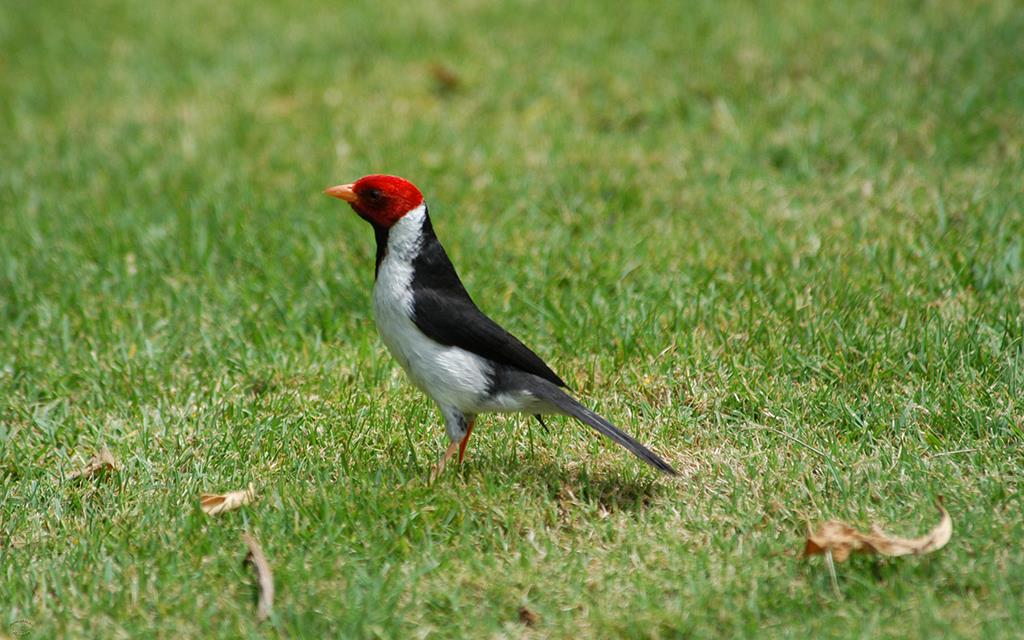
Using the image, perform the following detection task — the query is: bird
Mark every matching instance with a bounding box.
[324,174,677,479]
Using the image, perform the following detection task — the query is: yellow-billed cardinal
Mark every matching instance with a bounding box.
[324,175,676,478]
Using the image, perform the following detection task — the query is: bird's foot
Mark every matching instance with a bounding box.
[429,441,460,483]
[430,419,475,483]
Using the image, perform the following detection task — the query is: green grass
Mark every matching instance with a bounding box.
[2,0,1023,637]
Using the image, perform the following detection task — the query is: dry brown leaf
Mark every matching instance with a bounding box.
[200,484,255,516]
[67,447,118,481]
[518,605,539,628]
[242,532,274,622]
[804,499,952,562]
[429,63,461,92]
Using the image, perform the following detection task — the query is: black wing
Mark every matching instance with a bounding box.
[409,214,567,388]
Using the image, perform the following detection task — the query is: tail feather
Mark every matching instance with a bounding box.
[566,401,678,475]
[541,388,677,476]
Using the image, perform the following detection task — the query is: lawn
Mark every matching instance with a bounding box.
[2,0,1023,637]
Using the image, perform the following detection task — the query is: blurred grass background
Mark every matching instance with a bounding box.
[1,0,1023,637]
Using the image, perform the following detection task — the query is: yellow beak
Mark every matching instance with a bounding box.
[323,183,357,202]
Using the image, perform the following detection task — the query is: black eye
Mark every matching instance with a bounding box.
[366,188,383,201]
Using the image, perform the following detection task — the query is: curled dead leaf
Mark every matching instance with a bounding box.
[200,484,255,516]
[242,532,274,622]
[67,447,118,481]
[518,605,539,628]
[804,499,952,562]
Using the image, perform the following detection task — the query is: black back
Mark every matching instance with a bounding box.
[393,212,568,388]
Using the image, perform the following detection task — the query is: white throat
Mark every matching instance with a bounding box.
[384,204,427,263]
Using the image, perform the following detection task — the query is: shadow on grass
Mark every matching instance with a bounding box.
[502,457,669,514]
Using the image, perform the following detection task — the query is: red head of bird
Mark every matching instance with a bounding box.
[324,174,424,228]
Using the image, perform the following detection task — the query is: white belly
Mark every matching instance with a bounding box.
[373,290,492,411]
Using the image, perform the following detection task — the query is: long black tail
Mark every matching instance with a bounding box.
[538,386,677,476]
